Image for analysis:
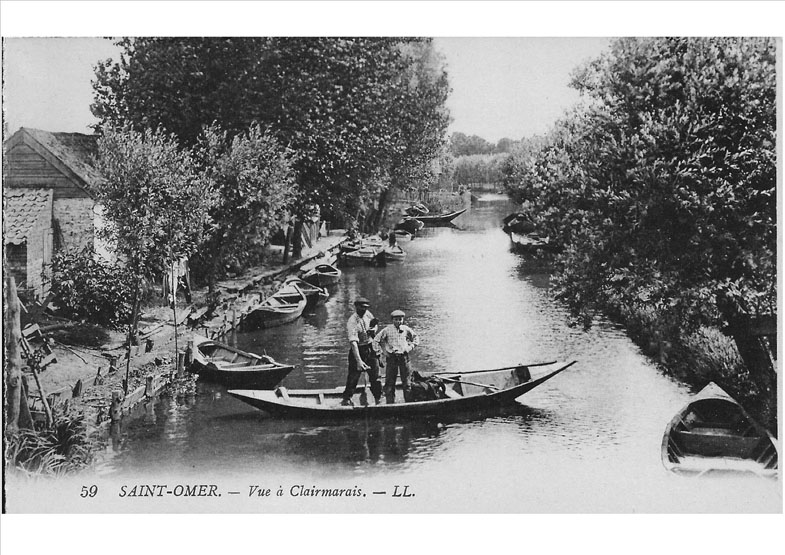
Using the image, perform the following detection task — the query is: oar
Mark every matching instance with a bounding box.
[432,360,558,377]
[439,376,500,391]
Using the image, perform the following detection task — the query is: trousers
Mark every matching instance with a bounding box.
[342,344,382,402]
[384,352,411,403]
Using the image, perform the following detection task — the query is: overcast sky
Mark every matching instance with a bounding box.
[2,36,610,142]
[1,2,782,143]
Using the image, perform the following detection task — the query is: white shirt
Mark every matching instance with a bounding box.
[374,324,419,355]
[347,310,375,346]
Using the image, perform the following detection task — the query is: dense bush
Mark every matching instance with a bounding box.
[48,247,135,329]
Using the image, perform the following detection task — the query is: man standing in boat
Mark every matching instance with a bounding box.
[375,309,419,403]
[341,297,383,406]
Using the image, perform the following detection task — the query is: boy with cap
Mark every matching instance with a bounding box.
[341,297,383,406]
[374,309,419,403]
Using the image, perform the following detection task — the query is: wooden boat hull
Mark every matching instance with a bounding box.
[190,335,294,389]
[381,246,407,261]
[417,208,467,226]
[241,284,307,330]
[661,382,778,477]
[394,218,425,235]
[302,264,342,288]
[243,305,304,329]
[285,278,329,306]
[340,248,380,266]
[228,361,574,419]
[509,232,559,255]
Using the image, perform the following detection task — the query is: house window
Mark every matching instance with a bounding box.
[5,243,28,287]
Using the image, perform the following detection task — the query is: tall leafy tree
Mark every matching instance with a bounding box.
[91,37,451,238]
[94,125,215,389]
[192,122,297,291]
[504,37,776,421]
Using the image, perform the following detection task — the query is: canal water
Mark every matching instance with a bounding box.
[88,194,780,512]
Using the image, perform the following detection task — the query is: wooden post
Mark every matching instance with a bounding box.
[185,340,194,366]
[145,374,154,397]
[232,309,237,331]
[176,351,186,378]
[4,276,23,432]
[29,363,53,428]
[110,390,123,422]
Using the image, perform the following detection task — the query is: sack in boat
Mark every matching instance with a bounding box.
[409,371,447,402]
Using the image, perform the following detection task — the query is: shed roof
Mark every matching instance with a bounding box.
[4,127,102,191]
[3,188,54,245]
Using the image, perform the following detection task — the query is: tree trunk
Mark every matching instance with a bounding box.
[4,275,23,432]
[718,294,777,432]
[282,223,294,263]
[374,188,391,231]
[292,218,304,259]
[125,278,142,395]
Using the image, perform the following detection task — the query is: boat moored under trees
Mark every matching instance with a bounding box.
[228,361,575,419]
[661,382,778,477]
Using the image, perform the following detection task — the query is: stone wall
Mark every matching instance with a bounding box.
[53,197,95,251]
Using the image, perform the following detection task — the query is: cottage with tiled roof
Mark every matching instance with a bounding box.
[3,127,101,300]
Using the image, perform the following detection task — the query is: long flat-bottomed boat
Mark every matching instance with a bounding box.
[189,334,294,389]
[417,207,467,226]
[228,360,575,419]
[661,382,778,477]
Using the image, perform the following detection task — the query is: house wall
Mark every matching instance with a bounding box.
[53,197,95,251]
[5,142,95,251]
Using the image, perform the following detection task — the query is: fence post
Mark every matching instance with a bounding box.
[110,390,123,422]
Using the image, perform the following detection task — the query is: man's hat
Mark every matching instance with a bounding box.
[354,297,371,306]
[391,309,405,317]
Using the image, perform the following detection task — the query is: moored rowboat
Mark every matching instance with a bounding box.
[242,282,307,330]
[284,276,329,306]
[189,334,294,389]
[509,231,559,255]
[301,263,342,288]
[228,361,575,419]
[661,382,778,477]
[340,246,380,266]
[381,244,407,261]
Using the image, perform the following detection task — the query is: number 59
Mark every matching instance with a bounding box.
[80,485,98,498]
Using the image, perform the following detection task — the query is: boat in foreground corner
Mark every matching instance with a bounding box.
[661,382,778,477]
[189,334,294,389]
[228,360,575,419]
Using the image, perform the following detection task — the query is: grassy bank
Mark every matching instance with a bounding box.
[603,298,773,431]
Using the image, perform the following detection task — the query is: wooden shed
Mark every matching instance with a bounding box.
[3,127,101,300]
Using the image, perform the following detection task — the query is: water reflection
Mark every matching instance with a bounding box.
[94,195,780,512]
